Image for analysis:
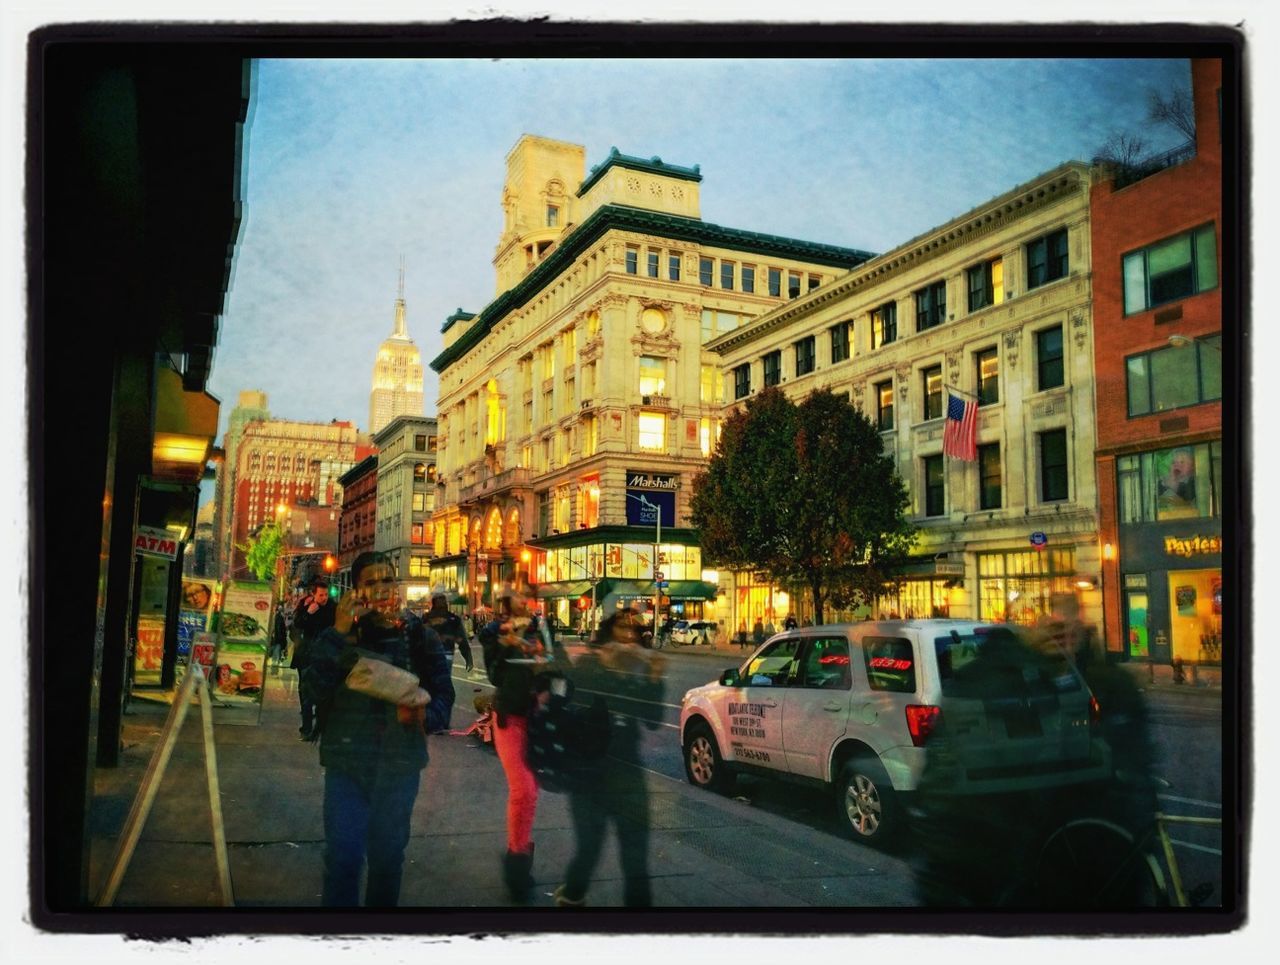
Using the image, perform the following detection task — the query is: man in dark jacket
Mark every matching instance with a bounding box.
[424,589,473,677]
[303,551,455,907]
[291,574,335,739]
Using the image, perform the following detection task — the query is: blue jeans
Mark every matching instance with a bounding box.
[322,766,421,906]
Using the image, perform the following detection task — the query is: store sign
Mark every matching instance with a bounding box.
[1029,531,1048,549]
[626,470,678,490]
[134,525,179,560]
[626,488,675,528]
[1163,535,1222,558]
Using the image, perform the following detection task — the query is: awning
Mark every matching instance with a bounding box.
[536,580,596,599]
[662,580,721,600]
[596,579,658,600]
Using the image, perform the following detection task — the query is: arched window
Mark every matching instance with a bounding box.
[485,379,505,447]
[504,507,521,547]
[469,517,482,553]
[485,507,503,551]
[413,462,426,481]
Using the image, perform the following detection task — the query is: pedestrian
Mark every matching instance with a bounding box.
[269,605,287,673]
[752,618,765,650]
[291,573,336,740]
[302,550,454,907]
[478,586,547,902]
[736,620,748,651]
[783,613,797,631]
[764,619,776,638]
[554,618,664,908]
[423,588,474,678]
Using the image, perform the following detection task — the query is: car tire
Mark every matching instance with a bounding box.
[684,721,734,794]
[837,755,898,844]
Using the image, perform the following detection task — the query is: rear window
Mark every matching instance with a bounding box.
[862,637,917,693]
[933,627,1082,697]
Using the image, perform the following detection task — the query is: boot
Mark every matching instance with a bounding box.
[502,844,535,902]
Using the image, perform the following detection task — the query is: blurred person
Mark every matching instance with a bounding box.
[269,605,288,673]
[424,588,474,677]
[752,618,765,650]
[302,551,454,907]
[783,613,798,631]
[291,573,335,740]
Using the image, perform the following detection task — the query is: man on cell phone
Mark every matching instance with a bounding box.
[290,572,335,740]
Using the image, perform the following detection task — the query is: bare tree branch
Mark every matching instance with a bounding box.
[1147,88,1196,142]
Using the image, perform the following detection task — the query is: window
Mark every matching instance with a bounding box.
[863,637,917,693]
[876,380,894,431]
[1036,326,1064,390]
[412,492,427,512]
[788,272,802,299]
[428,435,438,452]
[733,364,751,400]
[742,265,755,293]
[647,250,659,278]
[975,347,999,405]
[413,462,426,481]
[830,321,851,364]
[414,434,427,451]
[700,364,724,403]
[923,455,945,517]
[1027,228,1069,289]
[871,302,897,349]
[699,257,713,286]
[798,638,852,690]
[721,260,735,290]
[546,205,559,227]
[808,274,821,293]
[411,522,425,545]
[1126,335,1221,416]
[763,350,782,387]
[794,336,816,377]
[922,365,943,421]
[1039,429,1069,502]
[1123,224,1217,314]
[915,280,946,331]
[768,267,782,297]
[638,356,665,396]
[744,637,803,687]
[668,254,681,281]
[637,412,665,451]
[978,443,1002,510]
[408,557,429,578]
[967,258,1005,312]
[625,247,638,274]
[1117,441,1223,523]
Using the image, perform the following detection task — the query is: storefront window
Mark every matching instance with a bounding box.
[977,548,1076,625]
[879,579,952,619]
[1168,569,1222,665]
[1117,442,1221,523]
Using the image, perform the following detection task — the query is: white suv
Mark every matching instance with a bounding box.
[679,620,1111,843]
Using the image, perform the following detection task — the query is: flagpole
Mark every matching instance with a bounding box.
[947,385,979,400]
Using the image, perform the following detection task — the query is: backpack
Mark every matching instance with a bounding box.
[527,672,611,792]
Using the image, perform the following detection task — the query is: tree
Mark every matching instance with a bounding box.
[1092,130,1149,176]
[1147,87,1196,142]
[239,521,284,583]
[691,386,917,625]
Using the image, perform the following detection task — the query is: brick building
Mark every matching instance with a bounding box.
[336,453,380,579]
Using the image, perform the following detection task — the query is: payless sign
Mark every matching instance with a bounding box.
[135,525,180,560]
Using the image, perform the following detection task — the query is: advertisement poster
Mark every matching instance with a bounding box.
[213,581,272,710]
[133,615,166,685]
[191,632,218,678]
[218,581,273,643]
[1155,447,1198,519]
[176,578,216,672]
[1175,585,1198,616]
[210,642,267,703]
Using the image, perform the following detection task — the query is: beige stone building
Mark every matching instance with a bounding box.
[371,414,438,608]
[429,134,874,630]
[369,266,426,435]
[708,162,1102,631]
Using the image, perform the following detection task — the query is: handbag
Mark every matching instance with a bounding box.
[344,653,430,707]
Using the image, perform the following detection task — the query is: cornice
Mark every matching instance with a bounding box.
[576,148,703,198]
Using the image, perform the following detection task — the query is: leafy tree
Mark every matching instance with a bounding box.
[691,386,917,624]
[239,522,283,583]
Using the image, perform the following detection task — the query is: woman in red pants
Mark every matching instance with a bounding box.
[479,588,546,901]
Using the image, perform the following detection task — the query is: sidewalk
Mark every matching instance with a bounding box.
[1118,658,1224,697]
[88,666,916,911]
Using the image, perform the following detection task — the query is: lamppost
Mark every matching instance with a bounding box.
[625,491,663,627]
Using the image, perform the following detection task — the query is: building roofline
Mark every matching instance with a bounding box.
[371,412,438,446]
[441,307,477,335]
[576,147,703,198]
[337,453,379,487]
[430,203,876,373]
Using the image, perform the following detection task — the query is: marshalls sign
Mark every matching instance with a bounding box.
[134,525,180,560]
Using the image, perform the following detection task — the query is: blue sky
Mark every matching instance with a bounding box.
[206,55,1193,475]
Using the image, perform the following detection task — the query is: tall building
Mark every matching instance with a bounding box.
[212,389,270,577]
[226,417,361,580]
[429,134,874,629]
[710,163,1101,632]
[368,264,425,435]
[336,453,380,579]
[371,414,438,607]
[1090,58,1224,669]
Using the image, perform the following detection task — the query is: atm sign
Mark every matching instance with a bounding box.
[135,526,179,560]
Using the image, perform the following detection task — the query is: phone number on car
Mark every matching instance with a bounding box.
[732,746,771,764]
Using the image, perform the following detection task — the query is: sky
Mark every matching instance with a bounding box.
[206,55,1195,455]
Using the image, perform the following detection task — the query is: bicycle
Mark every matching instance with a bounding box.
[1030,805,1222,907]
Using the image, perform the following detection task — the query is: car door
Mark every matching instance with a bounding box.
[781,634,853,779]
[846,629,922,757]
[725,635,802,772]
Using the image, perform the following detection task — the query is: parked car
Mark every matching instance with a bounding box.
[671,620,718,646]
[678,620,1110,844]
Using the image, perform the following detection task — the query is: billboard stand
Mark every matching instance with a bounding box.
[210,580,272,726]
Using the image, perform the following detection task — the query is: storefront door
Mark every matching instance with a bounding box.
[1124,590,1149,660]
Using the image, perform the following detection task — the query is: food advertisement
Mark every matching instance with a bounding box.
[212,581,272,710]
[218,581,273,642]
[211,642,267,702]
[191,632,218,677]
[133,616,166,685]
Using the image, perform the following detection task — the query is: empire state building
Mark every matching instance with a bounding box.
[368,266,425,435]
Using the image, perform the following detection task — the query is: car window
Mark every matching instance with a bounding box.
[862,636,917,693]
[933,627,1082,698]
[798,637,852,690]
[743,636,802,687]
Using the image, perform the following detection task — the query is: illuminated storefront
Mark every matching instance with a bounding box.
[977,547,1078,626]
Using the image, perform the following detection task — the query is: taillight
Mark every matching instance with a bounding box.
[1089,694,1101,727]
[905,704,942,747]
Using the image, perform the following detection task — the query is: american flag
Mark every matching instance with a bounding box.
[942,392,978,460]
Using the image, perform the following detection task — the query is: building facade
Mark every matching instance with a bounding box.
[211,389,270,577]
[429,134,874,630]
[371,414,438,607]
[368,266,426,435]
[709,162,1102,634]
[1090,58,1224,668]
[226,417,361,579]
[336,453,380,578]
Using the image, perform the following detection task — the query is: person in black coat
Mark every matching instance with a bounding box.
[291,574,335,739]
[424,589,473,677]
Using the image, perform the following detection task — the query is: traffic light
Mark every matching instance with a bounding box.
[323,554,337,573]
[577,595,591,611]
[328,583,341,601]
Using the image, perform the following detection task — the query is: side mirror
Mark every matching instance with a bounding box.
[719,668,740,687]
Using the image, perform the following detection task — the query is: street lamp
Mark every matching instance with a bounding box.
[625,491,663,627]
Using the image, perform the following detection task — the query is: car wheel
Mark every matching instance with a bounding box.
[684,721,733,794]
[837,755,898,843]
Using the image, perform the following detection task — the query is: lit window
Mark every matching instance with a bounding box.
[871,302,897,349]
[922,366,943,421]
[639,356,666,396]
[976,348,999,406]
[876,380,894,431]
[638,412,666,450]
[967,258,1005,312]
[1123,224,1217,314]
